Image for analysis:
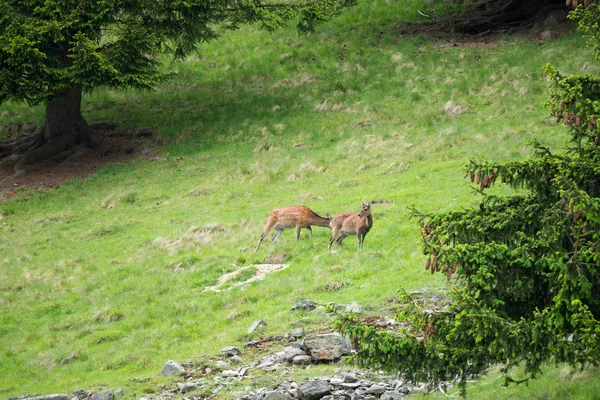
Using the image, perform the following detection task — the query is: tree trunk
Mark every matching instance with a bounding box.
[14,85,98,173]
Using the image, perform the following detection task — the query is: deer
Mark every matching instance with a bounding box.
[255,206,332,252]
[328,203,373,250]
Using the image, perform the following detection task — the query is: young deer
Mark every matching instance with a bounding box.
[255,206,332,252]
[328,203,373,250]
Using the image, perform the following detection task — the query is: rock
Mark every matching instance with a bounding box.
[23,396,70,400]
[215,360,231,369]
[343,373,358,383]
[381,392,403,400]
[345,302,361,313]
[292,355,312,365]
[230,355,247,365]
[114,389,124,398]
[248,320,267,334]
[290,299,320,312]
[222,369,240,378]
[299,379,331,400]
[283,346,307,362]
[310,306,326,313]
[161,360,185,376]
[180,382,198,394]
[71,390,87,400]
[290,327,305,338]
[91,390,114,400]
[303,333,352,361]
[220,346,241,357]
[264,391,294,400]
[365,384,386,395]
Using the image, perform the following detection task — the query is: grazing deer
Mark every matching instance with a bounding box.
[255,206,332,252]
[328,203,373,250]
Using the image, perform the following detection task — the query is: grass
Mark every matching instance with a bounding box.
[1,0,599,398]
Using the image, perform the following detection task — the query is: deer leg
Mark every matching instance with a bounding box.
[255,227,272,252]
[328,229,339,250]
[307,226,313,238]
[272,229,283,243]
[337,234,345,249]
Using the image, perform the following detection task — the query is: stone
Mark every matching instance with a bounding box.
[290,327,305,338]
[91,391,114,400]
[290,299,320,311]
[248,320,267,334]
[180,382,198,394]
[345,302,361,313]
[381,392,403,400]
[340,382,361,389]
[263,391,294,400]
[365,384,386,395]
[220,346,241,357]
[161,360,185,376]
[114,389,124,398]
[215,360,231,369]
[27,395,70,400]
[283,346,307,362]
[343,373,358,383]
[230,355,247,365]
[292,355,312,365]
[71,390,87,400]
[221,369,240,378]
[299,379,331,400]
[303,333,352,361]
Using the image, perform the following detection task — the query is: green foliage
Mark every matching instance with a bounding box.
[0,0,355,106]
[336,5,600,397]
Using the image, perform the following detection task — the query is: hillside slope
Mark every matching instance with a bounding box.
[1,0,599,398]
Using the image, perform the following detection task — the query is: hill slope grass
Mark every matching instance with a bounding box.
[2,0,600,397]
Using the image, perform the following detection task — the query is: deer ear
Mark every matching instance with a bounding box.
[327,213,332,219]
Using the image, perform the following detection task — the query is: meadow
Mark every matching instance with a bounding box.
[1,0,600,398]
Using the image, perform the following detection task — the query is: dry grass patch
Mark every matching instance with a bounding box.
[154,223,230,253]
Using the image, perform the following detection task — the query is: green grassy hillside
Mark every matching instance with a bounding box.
[1,0,600,398]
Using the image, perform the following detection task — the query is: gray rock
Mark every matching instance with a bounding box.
[222,369,240,378]
[215,360,231,369]
[230,355,247,365]
[180,382,198,394]
[340,382,361,389]
[303,333,352,361]
[91,391,114,400]
[299,379,331,400]
[71,390,87,400]
[220,346,241,357]
[161,360,185,376]
[290,327,305,338]
[264,391,294,400]
[310,306,326,313]
[248,320,267,334]
[291,299,320,311]
[114,389,124,398]
[343,373,358,383]
[28,395,70,400]
[283,346,307,362]
[345,302,361,313]
[8,396,31,400]
[381,392,403,400]
[292,355,312,365]
[365,385,386,395]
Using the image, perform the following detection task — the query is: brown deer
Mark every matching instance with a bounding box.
[255,206,332,252]
[328,203,373,250]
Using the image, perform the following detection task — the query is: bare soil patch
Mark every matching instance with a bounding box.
[0,123,163,200]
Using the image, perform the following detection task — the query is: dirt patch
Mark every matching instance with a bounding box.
[205,263,289,292]
[0,123,163,200]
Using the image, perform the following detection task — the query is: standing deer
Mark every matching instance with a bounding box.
[255,206,332,252]
[328,203,373,250]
